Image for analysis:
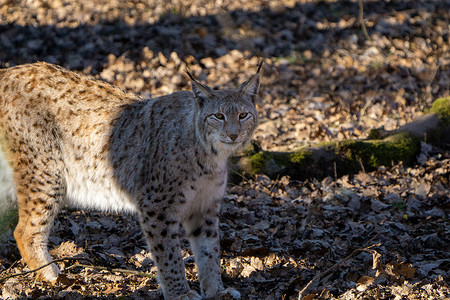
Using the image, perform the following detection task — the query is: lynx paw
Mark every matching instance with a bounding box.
[37,263,61,283]
[172,290,202,300]
[216,288,241,300]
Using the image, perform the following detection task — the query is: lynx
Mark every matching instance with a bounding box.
[0,61,261,299]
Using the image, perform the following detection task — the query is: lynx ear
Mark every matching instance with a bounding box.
[238,61,262,102]
[186,69,212,103]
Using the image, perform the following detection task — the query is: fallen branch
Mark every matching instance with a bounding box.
[0,256,155,283]
[0,257,92,283]
[297,243,382,299]
[66,263,156,279]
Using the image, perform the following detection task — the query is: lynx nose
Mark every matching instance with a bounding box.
[228,133,239,141]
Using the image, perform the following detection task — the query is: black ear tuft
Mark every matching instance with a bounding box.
[185,69,196,81]
[185,69,212,103]
[256,60,264,74]
[238,63,262,103]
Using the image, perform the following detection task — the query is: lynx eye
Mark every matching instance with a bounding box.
[214,113,225,120]
[239,112,249,119]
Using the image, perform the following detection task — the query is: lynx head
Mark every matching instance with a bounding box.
[187,62,261,156]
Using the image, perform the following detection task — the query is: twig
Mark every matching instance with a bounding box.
[358,0,372,41]
[229,168,251,184]
[297,243,381,299]
[364,232,381,248]
[67,264,156,279]
[359,157,366,173]
[333,161,338,181]
[0,257,156,283]
[0,257,93,283]
[269,174,280,194]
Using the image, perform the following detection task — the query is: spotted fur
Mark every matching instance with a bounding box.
[0,61,260,299]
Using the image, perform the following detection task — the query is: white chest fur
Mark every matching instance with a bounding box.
[184,170,227,214]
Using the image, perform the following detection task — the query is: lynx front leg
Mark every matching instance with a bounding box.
[184,203,241,299]
[139,210,199,300]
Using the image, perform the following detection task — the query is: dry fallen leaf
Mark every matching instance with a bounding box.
[301,294,316,300]
[356,276,374,292]
[0,1,449,300]
[385,262,417,280]
[371,250,384,278]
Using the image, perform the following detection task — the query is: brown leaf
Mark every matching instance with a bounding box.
[103,284,122,294]
[302,294,316,300]
[396,262,417,279]
[55,273,76,286]
[49,241,84,258]
[371,250,384,277]
[356,276,374,292]
[386,262,417,279]
[357,276,375,285]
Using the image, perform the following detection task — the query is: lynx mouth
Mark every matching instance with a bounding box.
[221,140,241,145]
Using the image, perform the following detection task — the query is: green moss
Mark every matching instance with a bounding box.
[337,133,420,170]
[246,149,314,179]
[316,140,340,152]
[269,149,313,178]
[249,152,267,174]
[285,150,314,178]
[288,150,313,164]
[308,133,421,176]
[430,96,450,124]
[235,131,421,181]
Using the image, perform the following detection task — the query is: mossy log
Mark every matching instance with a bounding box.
[231,97,450,181]
[230,132,420,181]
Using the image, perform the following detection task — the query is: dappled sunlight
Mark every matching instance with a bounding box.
[0,0,449,299]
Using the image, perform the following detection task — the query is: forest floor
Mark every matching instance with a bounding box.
[0,0,449,299]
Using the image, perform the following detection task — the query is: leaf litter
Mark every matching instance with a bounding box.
[0,0,449,299]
